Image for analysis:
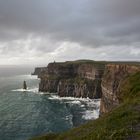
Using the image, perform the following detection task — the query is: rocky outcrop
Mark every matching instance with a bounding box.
[100,64,140,115]
[35,61,105,98]
[23,81,27,90]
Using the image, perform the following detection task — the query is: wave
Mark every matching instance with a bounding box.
[12,87,38,93]
[48,95,101,121]
[86,100,100,108]
[82,109,100,120]
[12,88,60,96]
[11,89,101,121]
[65,114,73,127]
[11,88,58,95]
[67,100,81,105]
[48,95,100,106]
[48,95,99,102]
[80,104,85,108]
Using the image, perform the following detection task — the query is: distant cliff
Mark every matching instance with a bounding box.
[32,67,47,77]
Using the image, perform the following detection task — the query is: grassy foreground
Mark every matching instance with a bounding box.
[30,72,140,140]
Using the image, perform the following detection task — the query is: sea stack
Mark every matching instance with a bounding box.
[23,81,27,90]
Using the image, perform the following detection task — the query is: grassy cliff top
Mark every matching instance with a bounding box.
[30,72,140,140]
[49,59,140,65]
[48,60,140,70]
[49,60,106,67]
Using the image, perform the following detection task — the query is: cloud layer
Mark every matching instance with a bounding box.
[0,0,140,65]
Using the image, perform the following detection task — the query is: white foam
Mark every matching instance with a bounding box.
[80,104,85,108]
[82,109,100,120]
[38,92,58,95]
[48,95,100,107]
[12,87,38,93]
[65,115,73,126]
[12,87,53,95]
[48,95,101,121]
[68,100,81,105]
[87,100,100,108]
[48,95,93,102]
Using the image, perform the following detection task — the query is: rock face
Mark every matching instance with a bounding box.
[33,60,140,115]
[100,64,140,115]
[57,78,102,98]
[37,61,105,99]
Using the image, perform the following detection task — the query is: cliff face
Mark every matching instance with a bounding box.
[100,64,140,114]
[31,72,140,140]
[33,61,140,114]
[57,78,102,98]
[57,63,104,98]
[37,61,105,98]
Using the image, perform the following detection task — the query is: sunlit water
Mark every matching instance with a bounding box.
[0,68,100,140]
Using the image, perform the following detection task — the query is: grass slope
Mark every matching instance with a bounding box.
[30,72,140,140]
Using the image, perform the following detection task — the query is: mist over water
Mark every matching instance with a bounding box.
[0,66,100,140]
[0,65,34,77]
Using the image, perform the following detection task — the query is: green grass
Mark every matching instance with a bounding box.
[50,60,140,67]
[30,72,140,140]
[49,60,106,69]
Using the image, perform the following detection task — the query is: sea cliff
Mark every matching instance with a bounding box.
[31,60,140,140]
[37,60,105,99]
[100,64,140,115]
[33,61,140,113]
[32,67,47,77]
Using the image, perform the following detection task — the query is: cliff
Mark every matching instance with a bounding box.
[33,61,140,109]
[37,60,105,99]
[30,71,140,140]
[100,64,140,115]
[32,67,47,77]
[31,61,140,140]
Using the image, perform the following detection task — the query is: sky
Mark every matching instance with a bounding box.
[0,0,140,65]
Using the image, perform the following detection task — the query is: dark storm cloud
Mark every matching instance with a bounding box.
[0,0,140,46]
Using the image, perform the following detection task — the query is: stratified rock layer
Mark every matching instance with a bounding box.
[100,64,140,115]
[37,61,105,99]
[33,60,140,115]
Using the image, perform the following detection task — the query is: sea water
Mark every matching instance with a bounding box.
[0,66,100,140]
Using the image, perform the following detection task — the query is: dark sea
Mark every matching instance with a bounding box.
[0,66,100,140]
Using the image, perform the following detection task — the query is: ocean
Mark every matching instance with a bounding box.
[0,66,100,140]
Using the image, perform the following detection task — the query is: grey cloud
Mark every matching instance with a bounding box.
[0,37,60,56]
[0,0,140,64]
[0,0,140,46]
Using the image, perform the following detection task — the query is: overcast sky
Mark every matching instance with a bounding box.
[0,0,140,65]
